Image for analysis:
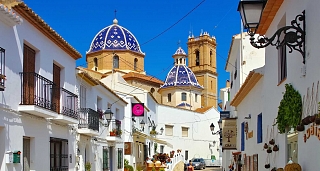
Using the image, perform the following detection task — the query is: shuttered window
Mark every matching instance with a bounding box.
[257,113,263,143]
[182,127,188,137]
[80,85,86,108]
[241,122,245,151]
[165,125,173,136]
[103,146,109,171]
[117,148,123,169]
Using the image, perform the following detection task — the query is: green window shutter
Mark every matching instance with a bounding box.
[103,146,109,170]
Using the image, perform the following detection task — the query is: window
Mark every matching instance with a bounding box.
[168,93,172,102]
[94,58,98,67]
[179,58,182,64]
[278,45,287,82]
[195,50,200,66]
[165,125,173,136]
[150,88,155,94]
[241,122,245,151]
[113,55,119,69]
[195,94,198,102]
[257,113,263,143]
[182,127,188,137]
[210,50,212,66]
[185,150,189,161]
[117,148,123,169]
[211,81,213,90]
[0,47,5,90]
[160,145,164,153]
[234,60,237,80]
[103,146,109,170]
[176,59,178,64]
[134,58,138,70]
[80,85,86,108]
[23,137,31,171]
[181,92,187,101]
[50,138,68,171]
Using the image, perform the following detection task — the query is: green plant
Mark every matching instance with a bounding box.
[124,158,129,166]
[85,162,91,171]
[136,164,143,171]
[127,165,134,171]
[276,84,302,133]
[152,166,156,171]
[159,168,166,171]
[154,143,158,153]
[150,130,157,135]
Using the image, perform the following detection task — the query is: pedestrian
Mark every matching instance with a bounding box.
[187,160,194,171]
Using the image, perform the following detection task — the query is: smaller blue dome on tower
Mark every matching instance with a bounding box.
[173,47,187,56]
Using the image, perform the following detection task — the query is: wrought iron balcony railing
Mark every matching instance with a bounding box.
[20,72,57,112]
[79,108,100,132]
[60,88,78,119]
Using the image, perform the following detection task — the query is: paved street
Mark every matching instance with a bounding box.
[203,167,222,171]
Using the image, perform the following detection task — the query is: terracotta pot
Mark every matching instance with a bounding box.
[263,143,268,149]
[269,139,275,145]
[267,149,272,153]
[296,124,305,132]
[273,145,279,152]
[315,118,320,125]
[310,115,316,122]
[305,116,312,124]
[265,164,270,169]
[271,168,277,171]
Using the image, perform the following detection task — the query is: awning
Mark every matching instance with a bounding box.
[133,131,173,148]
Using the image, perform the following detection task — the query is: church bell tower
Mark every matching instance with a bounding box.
[187,32,218,108]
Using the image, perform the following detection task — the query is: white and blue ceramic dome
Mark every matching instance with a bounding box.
[87,19,144,54]
[160,47,203,89]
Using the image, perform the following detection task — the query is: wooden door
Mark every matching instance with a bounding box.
[22,45,35,105]
[52,63,61,113]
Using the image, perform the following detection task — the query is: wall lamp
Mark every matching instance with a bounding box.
[140,119,145,131]
[103,108,114,127]
[238,0,306,64]
[159,127,164,135]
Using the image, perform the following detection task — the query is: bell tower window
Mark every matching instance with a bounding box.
[134,58,138,70]
[179,58,182,64]
[195,50,200,66]
[168,93,172,102]
[181,92,187,101]
[210,50,212,66]
[113,55,119,69]
[176,59,178,64]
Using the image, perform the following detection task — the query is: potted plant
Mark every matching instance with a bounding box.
[276,84,302,134]
[296,123,305,132]
[271,167,277,171]
[263,143,268,149]
[85,162,91,171]
[116,129,122,136]
[267,147,272,153]
[273,145,279,152]
[159,168,166,171]
[0,74,6,81]
[265,164,270,169]
[269,139,275,145]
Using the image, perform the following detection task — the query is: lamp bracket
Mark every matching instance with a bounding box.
[249,11,306,64]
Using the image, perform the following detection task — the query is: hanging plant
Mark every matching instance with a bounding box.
[267,147,272,153]
[276,84,302,134]
[273,145,279,152]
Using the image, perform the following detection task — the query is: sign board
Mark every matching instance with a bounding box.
[132,103,144,117]
[220,111,230,119]
[222,118,237,150]
[124,142,132,155]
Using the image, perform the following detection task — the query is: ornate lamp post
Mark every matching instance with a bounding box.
[238,0,306,63]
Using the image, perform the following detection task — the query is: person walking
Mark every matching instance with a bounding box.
[187,160,194,171]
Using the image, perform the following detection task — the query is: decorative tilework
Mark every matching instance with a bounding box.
[88,21,143,54]
[176,102,192,107]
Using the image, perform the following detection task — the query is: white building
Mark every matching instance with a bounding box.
[226,0,320,170]
[221,33,265,170]
[0,1,82,171]
[75,70,127,171]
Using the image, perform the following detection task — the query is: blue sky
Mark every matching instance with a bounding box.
[24,0,241,103]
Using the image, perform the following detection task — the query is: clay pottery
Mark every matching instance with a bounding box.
[310,115,316,122]
[315,118,320,125]
[273,145,279,152]
[264,143,268,149]
[265,164,270,169]
[305,116,312,125]
[269,139,275,145]
[267,148,272,153]
[296,124,305,132]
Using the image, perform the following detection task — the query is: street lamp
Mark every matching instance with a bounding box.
[103,108,113,127]
[210,123,215,131]
[140,119,145,131]
[160,127,164,135]
[238,0,306,63]
[218,119,222,129]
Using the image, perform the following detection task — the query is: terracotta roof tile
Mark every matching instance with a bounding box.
[122,72,164,85]
[194,106,213,114]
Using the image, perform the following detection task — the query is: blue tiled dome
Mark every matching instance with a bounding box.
[160,65,203,89]
[87,19,143,54]
[174,47,187,56]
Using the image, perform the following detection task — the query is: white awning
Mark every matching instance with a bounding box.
[133,131,173,148]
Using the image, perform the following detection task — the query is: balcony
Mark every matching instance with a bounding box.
[53,88,79,124]
[18,72,58,118]
[18,72,79,123]
[106,120,122,142]
[78,108,100,136]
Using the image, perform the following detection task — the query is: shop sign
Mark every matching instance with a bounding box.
[304,124,320,142]
[222,118,237,150]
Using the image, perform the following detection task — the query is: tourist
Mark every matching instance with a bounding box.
[187,160,194,171]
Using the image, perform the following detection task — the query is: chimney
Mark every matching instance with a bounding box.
[226,80,230,88]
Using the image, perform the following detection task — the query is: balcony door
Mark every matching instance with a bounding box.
[22,44,35,105]
[52,64,61,113]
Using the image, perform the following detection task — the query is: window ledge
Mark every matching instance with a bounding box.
[277,78,287,86]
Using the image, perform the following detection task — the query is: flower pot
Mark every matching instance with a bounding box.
[265,164,270,169]
[310,115,316,122]
[296,124,305,132]
[271,167,277,171]
[315,118,320,125]
[267,149,272,153]
[273,145,279,152]
[263,143,268,149]
[155,161,161,167]
[269,139,275,145]
[304,116,312,125]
